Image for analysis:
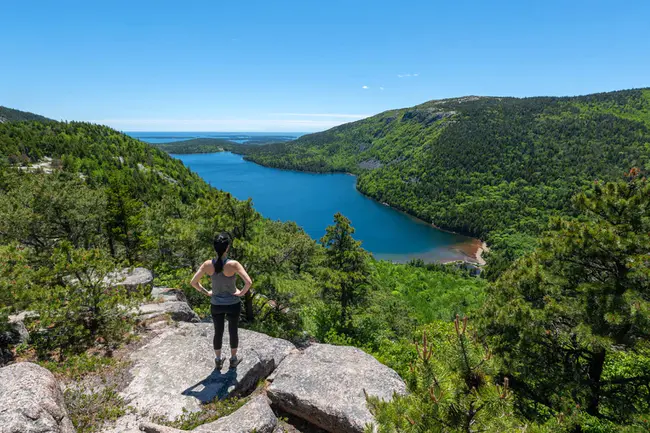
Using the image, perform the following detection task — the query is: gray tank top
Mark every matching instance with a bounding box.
[210,258,239,306]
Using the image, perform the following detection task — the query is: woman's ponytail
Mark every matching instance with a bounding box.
[213,232,232,273]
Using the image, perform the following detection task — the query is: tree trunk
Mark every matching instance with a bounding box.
[587,349,607,416]
[108,232,116,257]
[244,292,254,322]
[340,282,349,330]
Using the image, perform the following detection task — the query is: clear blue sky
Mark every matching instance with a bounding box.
[2,0,649,131]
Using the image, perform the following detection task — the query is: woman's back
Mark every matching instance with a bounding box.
[210,258,239,305]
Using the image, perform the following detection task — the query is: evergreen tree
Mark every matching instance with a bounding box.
[368,317,519,433]
[105,175,145,264]
[320,213,371,331]
[481,169,650,427]
[0,173,106,255]
[30,243,138,359]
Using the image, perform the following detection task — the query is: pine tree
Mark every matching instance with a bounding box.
[320,213,371,331]
[105,177,145,265]
[367,316,519,433]
[481,169,650,427]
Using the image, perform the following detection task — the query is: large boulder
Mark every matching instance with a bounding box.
[137,301,200,323]
[4,319,29,344]
[120,322,294,422]
[139,394,277,433]
[151,287,187,303]
[195,394,277,433]
[0,347,13,367]
[3,311,39,347]
[105,267,153,292]
[0,362,76,433]
[267,344,407,433]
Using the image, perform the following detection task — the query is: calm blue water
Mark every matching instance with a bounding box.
[163,151,478,263]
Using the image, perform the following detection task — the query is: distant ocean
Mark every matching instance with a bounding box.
[126,131,304,144]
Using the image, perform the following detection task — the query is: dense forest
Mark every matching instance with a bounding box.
[0,106,648,432]
[244,89,650,273]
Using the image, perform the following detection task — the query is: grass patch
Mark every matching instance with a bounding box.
[64,386,129,433]
[38,352,119,381]
[152,397,245,430]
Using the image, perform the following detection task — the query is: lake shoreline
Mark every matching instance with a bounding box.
[443,239,488,266]
[253,160,489,265]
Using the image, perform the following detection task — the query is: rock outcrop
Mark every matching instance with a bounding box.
[151,287,187,303]
[140,394,277,433]
[1,311,39,365]
[137,301,200,323]
[0,362,76,433]
[1,311,33,352]
[268,344,407,433]
[119,322,295,421]
[358,158,384,170]
[5,311,38,345]
[137,287,197,323]
[105,267,154,292]
[5,318,30,345]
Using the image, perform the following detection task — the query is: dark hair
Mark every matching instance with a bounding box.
[213,232,232,273]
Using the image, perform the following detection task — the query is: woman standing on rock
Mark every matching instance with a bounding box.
[190,232,252,370]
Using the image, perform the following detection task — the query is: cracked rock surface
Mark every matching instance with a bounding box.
[120,322,294,421]
[268,344,407,433]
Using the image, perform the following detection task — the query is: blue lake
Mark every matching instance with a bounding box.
[164,151,478,263]
[128,131,479,262]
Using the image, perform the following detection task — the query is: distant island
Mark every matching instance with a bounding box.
[151,138,233,154]
[148,136,297,154]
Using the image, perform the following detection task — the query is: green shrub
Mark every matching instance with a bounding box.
[39,353,118,381]
[28,244,139,359]
[367,317,521,433]
[64,386,128,433]
[153,397,244,430]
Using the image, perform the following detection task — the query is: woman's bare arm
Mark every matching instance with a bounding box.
[233,261,253,297]
[190,261,212,297]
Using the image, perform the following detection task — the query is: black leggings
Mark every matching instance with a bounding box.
[210,302,241,350]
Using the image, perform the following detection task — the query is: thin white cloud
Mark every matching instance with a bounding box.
[362,85,369,89]
[397,73,419,78]
[379,87,385,91]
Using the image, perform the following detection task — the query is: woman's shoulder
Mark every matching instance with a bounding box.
[225,259,241,269]
[202,259,216,272]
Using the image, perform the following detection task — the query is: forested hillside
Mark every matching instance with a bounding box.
[246,89,650,268]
